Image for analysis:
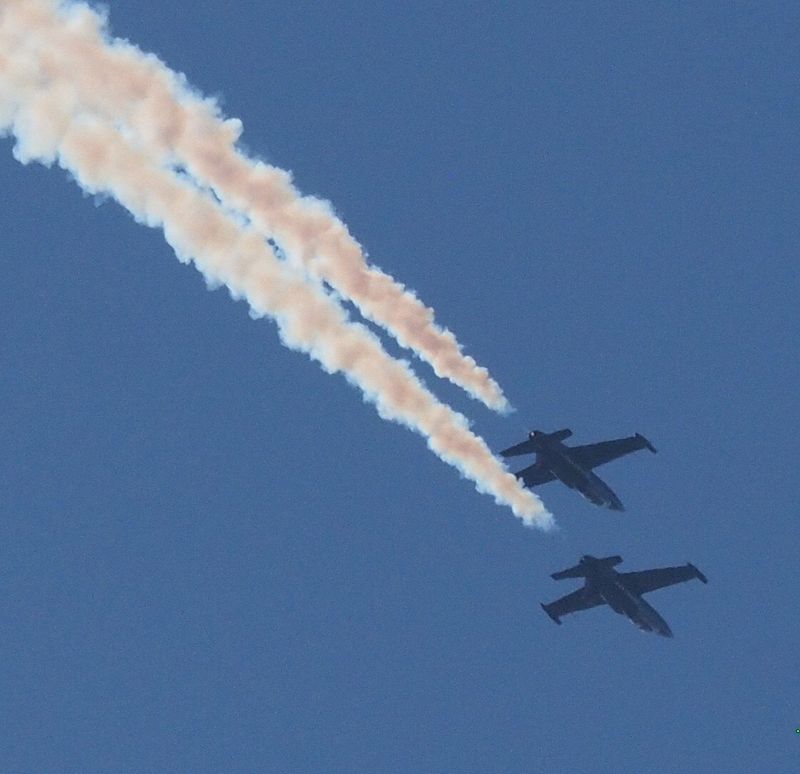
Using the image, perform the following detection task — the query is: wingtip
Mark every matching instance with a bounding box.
[540,603,561,624]
[688,563,708,583]
[636,433,657,453]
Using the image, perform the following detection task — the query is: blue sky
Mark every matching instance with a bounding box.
[0,1,798,771]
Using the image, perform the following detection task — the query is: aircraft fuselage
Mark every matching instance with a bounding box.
[587,575,673,637]
[540,442,624,511]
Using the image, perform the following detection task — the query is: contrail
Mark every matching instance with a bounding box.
[0,1,552,528]
[3,0,510,413]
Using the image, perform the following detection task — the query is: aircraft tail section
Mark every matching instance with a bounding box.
[551,554,622,580]
[548,428,573,442]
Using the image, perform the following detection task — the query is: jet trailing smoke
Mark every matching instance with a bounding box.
[0,0,553,528]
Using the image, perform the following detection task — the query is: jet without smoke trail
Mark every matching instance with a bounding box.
[2,0,509,413]
[0,0,553,527]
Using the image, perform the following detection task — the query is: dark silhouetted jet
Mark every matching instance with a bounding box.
[541,555,708,637]
[499,429,656,511]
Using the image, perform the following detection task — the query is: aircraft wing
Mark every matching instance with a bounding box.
[568,434,656,470]
[499,438,539,457]
[514,462,557,488]
[619,564,708,596]
[542,587,604,621]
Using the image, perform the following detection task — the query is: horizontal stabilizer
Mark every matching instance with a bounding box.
[551,564,587,580]
[500,428,573,458]
[551,554,622,580]
[499,438,539,458]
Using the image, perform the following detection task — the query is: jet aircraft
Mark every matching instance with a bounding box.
[499,428,656,511]
[541,554,708,637]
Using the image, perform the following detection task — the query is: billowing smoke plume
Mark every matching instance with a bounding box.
[5,0,510,413]
[0,0,552,528]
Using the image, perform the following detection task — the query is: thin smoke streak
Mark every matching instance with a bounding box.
[0,2,552,527]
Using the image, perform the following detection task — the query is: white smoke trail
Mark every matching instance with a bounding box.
[0,1,552,527]
[3,0,510,413]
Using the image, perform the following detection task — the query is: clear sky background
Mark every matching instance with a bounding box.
[1,2,797,772]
